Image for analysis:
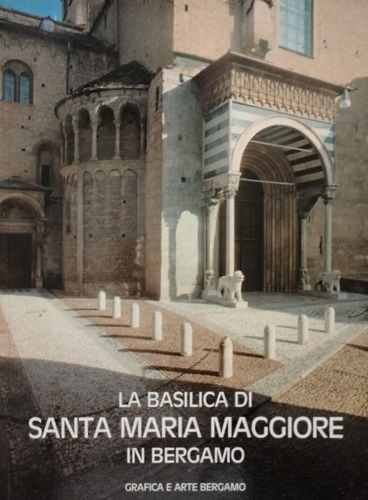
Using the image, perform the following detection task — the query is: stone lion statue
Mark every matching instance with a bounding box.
[217,270,244,302]
[322,270,341,294]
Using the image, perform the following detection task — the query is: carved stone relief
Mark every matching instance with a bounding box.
[200,65,336,122]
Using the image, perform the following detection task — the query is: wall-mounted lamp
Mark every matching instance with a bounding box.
[339,88,352,108]
[339,87,358,109]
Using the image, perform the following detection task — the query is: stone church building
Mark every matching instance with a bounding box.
[0,0,367,299]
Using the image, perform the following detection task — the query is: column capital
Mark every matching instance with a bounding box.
[202,188,221,208]
[226,171,241,193]
[224,185,238,199]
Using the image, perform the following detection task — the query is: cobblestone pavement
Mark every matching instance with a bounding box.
[0,289,367,499]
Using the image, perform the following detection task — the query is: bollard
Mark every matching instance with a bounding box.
[264,325,276,360]
[152,311,163,341]
[181,322,192,356]
[131,303,140,328]
[219,337,233,378]
[325,306,335,334]
[297,315,309,345]
[112,297,121,319]
[98,291,106,311]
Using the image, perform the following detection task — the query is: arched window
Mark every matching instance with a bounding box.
[119,103,141,159]
[20,73,31,103]
[3,69,15,102]
[97,106,115,160]
[2,61,33,104]
[78,109,92,163]
[64,115,75,165]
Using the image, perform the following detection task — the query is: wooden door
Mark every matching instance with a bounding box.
[0,233,32,288]
[235,177,263,291]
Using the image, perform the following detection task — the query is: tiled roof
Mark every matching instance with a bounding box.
[71,60,154,96]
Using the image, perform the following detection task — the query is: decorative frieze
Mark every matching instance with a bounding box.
[231,68,335,122]
[196,54,342,123]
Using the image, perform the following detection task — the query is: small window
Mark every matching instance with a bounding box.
[280,0,313,56]
[2,61,33,104]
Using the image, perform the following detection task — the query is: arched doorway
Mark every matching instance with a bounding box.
[237,142,298,292]
[228,117,334,293]
[0,233,32,288]
[0,194,45,289]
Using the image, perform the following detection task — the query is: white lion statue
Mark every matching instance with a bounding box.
[217,270,244,302]
[322,270,341,294]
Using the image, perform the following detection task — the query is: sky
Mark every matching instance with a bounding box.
[0,0,62,20]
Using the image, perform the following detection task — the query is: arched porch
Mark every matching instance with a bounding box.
[207,116,337,294]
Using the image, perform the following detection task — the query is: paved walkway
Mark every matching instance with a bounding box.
[0,289,165,419]
[0,289,367,499]
[156,292,368,396]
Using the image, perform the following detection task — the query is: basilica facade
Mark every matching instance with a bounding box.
[0,0,367,299]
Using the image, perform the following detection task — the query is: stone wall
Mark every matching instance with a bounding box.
[145,68,204,300]
[145,72,164,299]
[91,0,174,70]
[173,0,242,62]
[333,77,368,278]
[159,68,204,299]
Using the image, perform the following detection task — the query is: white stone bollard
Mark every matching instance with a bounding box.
[98,291,106,311]
[131,303,140,328]
[112,297,121,319]
[298,315,309,345]
[264,325,276,360]
[152,311,163,341]
[181,322,192,356]
[219,337,233,378]
[325,306,335,334]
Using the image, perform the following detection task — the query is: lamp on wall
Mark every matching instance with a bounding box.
[339,88,352,108]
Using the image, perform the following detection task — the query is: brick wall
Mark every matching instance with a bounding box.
[0,15,117,289]
[82,169,138,293]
